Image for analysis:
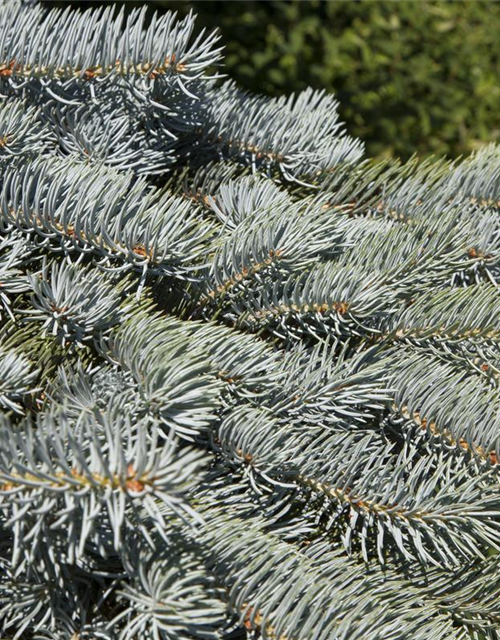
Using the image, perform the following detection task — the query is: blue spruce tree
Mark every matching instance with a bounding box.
[0,2,499,638]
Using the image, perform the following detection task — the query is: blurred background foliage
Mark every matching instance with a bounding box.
[44,0,500,160]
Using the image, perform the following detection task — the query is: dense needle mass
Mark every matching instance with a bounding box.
[0,2,499,639]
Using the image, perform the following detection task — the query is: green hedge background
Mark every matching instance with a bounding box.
[44,0,500,160]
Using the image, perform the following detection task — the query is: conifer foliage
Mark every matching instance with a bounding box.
[0,2,500,638]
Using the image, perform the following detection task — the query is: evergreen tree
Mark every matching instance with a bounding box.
[0,2,499,638]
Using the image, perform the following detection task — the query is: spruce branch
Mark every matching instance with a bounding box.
[22,259,127,347]
[106,309,223,440]
[113,547,227,640]
[0,4,222,87]
[0,408,207,567]
[197,509,469,640]
[202,82,364,183]
[0,98,54,160]
[0,156,214,280]
[389,347,500,461]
